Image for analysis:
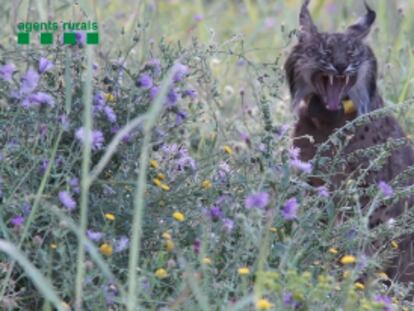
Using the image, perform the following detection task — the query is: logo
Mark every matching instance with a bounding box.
[17,21,99,45]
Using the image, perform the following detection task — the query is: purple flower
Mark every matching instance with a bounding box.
[175,110,187,125]
[10,215,24,227]
[149,86,159,101]
[172,63,188,83]
[193,14,204,22]
[283,292,301,309]
[0,63,16,82]
[290,159,312,173]
[288,147,300,159]
[259,143,267,153]
[20,67,39,95]
[239,131,251,145]
[93,92,106,113]
[276,124,290,137]
[210,206,223,221]
[103,184,116,196]
[58,191,76,211]
[374,295,392,311]
[59,114,70,131]
[193,239,201,255]
[87,229,104,242]
[317,186,330,198]
[40,159,49,173]
[115,236,129,252]
[22,202,31,215]
[282,198,298,220]
[38,57,54,74]
[288,147,312,173]
[75,127,105,151]
[283,292,293,305]
[136,73,153,89]
[166,88,180,106]
[217,162,230,180]
[103,106,117,123]
[69,177,80,194]
[222,218,234,232]
[145,58,161,76]
[22,92,55,108]
[39,124,48,138]
[176,154,197,171]
[103,283,118,306]
[111,126,133,143]
[75,31,86,44]
[378,181,393,197]
[245,192,270,209]
[183,89,197,100]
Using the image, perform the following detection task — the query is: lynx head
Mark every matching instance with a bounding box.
[285,0,378,115]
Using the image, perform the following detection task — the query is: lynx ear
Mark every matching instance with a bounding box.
[346,2,376,40]
[298,0,318,41]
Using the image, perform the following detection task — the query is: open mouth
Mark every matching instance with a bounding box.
[313,73,357,111]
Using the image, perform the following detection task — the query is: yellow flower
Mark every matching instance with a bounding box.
[201,180,212,190]
[343,99,356,114]
[172,211,185,222]
[50,243,57,249]
[162,232,172,240]
[150,159,159,169]
[269,227,277,233]
[377,272,389,280]
[238,267,250,276]
[99,243,113,256]
[155,268,168,279]
[223,145,233,155]
[105,93,115,102]
[157,172,166,180]
[340,255,356,265]
[159,183,170,191]
[104,213,115,221]
[153,178,170,191]
[153,178,162,186]
[328,247,338,255]
[202,257,212,265]
[165,239,175,252]
[255,298,273,310]
[391,240,399,249]
[354,282,365,290]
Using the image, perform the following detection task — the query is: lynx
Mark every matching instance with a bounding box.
[286,0,414,283]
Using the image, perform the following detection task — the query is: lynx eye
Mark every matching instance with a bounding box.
[347,49,359,58]
[320,49,332,57]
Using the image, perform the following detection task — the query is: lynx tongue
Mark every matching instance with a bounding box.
[325,77,346,111]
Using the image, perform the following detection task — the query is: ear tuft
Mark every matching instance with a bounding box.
[298,0,318,41]
[346,2,376,40]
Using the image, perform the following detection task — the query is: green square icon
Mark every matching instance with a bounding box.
[86,32,99,44]
[63,32,76,45]
[40,33,53,45]
[17,33,29,44]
